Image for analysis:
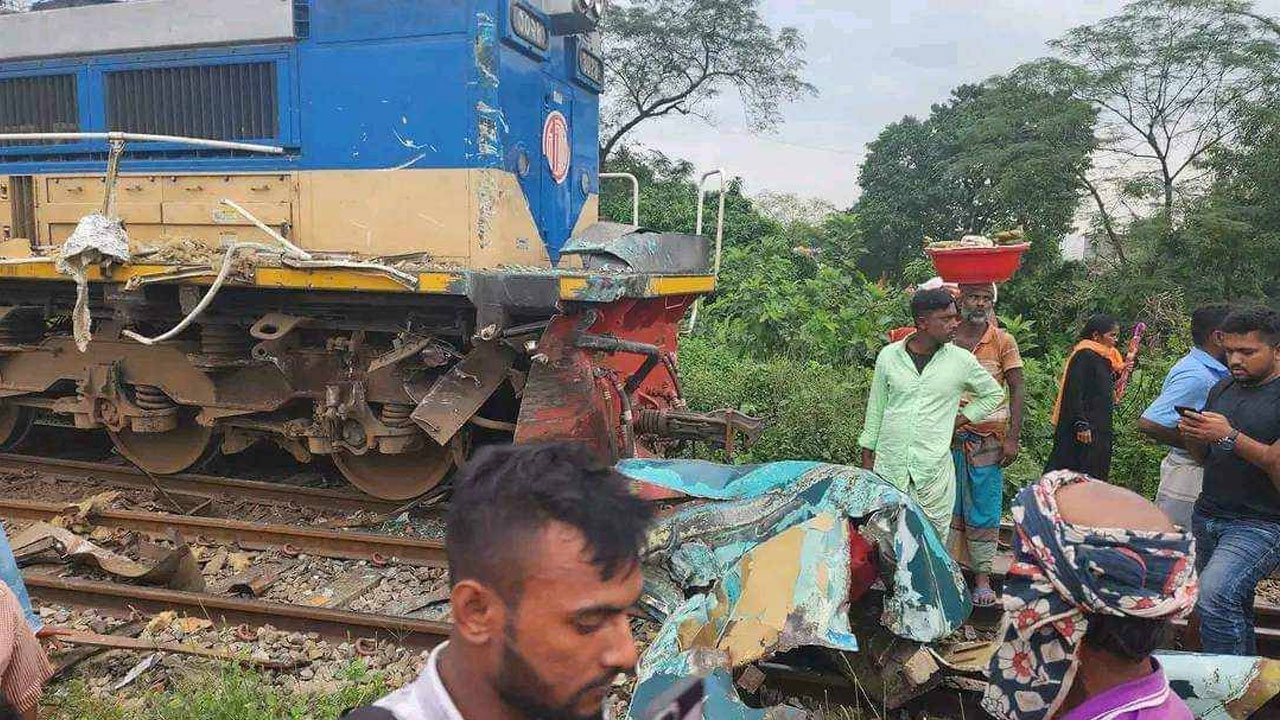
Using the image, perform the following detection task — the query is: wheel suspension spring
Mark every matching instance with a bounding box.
[200,324,251,359]
[134,385,176,411]
[380,403,414,428]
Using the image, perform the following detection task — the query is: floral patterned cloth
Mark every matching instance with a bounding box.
[980,471,1199,720]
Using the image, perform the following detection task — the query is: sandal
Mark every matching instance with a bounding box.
[972,587,999,608]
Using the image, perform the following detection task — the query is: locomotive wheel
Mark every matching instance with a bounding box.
[0,405,34,452]
[108,412,219,475]
[332,439,455,501]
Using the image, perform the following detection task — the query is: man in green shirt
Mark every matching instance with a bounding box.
[860,288,1005,541]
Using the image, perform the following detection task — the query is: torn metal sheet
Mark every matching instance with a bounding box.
[630,668,805,720]
[410,340,515,444]
[624,460,971,639]
[673,513,858,667]
[618,460,971,719]
[1160,652,1280,720]
[560,225,712,274]
[513,314,615,457]
[10,522,204,591]
[55,213,130,351]
[220,560,296,598]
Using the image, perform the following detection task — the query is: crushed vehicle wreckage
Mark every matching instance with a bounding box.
[618,460,1280,719]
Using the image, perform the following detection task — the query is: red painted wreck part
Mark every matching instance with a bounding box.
[583,295,691,413]
[513,313,616,458]
[512,296,694,495]
[848,523,879,604]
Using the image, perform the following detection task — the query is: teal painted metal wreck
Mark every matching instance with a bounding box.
[619,459,1280,719]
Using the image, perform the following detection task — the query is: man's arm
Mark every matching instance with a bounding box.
[1137,416,1185,449]
[1181,411,1280,488]
[861,447,875,471]
[1001,367,1025,467]
[858,354,890,470]
[1184,437,1209,463]
[1138,365,1203,449]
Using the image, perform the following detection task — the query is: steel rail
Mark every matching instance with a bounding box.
[0,454,401,513]
[23,573,450,651]
[0,498,446,567]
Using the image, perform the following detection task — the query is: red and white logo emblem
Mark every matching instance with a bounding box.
[542,110,571,184]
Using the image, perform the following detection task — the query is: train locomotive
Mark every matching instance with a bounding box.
[0,0,756,499]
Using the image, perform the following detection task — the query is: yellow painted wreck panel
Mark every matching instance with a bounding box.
[557,274,716,300]
[558,277,590,297]
[678,513,840,666]
[645,275,716,296]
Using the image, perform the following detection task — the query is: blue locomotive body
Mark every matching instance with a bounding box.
[0,0,604,260]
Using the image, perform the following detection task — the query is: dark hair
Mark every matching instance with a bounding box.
[1218,306,1280,346]
[1078,313,1118,341]
[1084,614,1171,662]
[446,442,653,602]
[911,288,956,321]
[1190,305,1233,347]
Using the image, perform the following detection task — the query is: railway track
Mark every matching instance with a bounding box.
[0,497,445,567]
[0,450,1272,702]
[0,452,454,675]
[0,453,404,514]
[24,573,451,651]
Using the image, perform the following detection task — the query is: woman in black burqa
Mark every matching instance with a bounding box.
[1045,314,1129,481]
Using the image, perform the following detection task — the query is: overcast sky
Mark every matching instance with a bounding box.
[626,0,1280,207]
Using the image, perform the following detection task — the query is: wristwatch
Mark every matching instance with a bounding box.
[1215,428,1240,453]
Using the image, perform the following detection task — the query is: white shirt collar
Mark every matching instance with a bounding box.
[374,641,465,720]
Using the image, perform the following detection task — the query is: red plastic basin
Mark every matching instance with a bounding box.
[926,243,1030,284]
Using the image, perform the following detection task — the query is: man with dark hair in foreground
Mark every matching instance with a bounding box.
[982,472,1196,720]
[343,442,654,720]
[1179,306,1280,655]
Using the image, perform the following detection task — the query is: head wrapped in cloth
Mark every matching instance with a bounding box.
[981,471,1198,720]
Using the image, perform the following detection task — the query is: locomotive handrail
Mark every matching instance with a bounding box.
[599,172,640,227]
[695,168,727,276]
[687,168,726,331]
[0,132,284,155]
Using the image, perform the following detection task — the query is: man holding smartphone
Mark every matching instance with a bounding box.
[1137,305,1232,529]
[1179,306,1280,655]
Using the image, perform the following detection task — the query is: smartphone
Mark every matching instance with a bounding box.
[1175,405,1199,417]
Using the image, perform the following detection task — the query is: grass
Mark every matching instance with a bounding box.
[43,660,390,720]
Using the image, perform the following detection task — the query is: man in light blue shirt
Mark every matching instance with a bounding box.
[1138,305,1232,528]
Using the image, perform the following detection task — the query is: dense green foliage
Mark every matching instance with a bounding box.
[855,76,1097,282]
[595,0,1280,508]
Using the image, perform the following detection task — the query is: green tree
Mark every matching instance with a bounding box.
[1029,0,1280,259]
[599,0,816,163]
[853,76,1096,280]
[853,115,950,281]
[1172,100,1280,304]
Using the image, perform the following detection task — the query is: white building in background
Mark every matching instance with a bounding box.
[1060,234,1089,261]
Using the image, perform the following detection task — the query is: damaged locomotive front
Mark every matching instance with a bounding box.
[0,0,754,499]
